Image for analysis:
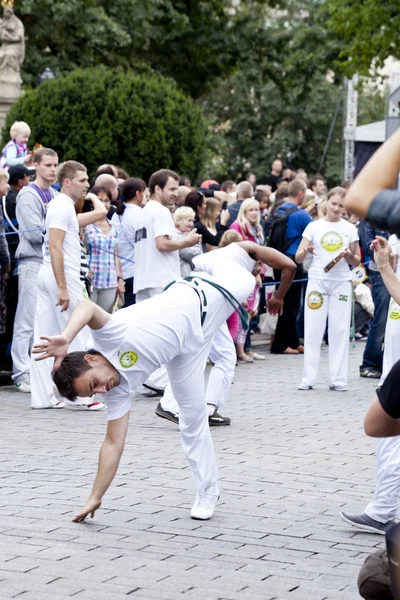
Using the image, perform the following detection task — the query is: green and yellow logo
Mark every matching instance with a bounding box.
[320,231,343,252]
[118,351,138,368]
[308,291,324,310]
[389,300,400,320]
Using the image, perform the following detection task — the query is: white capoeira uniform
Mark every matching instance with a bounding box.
[300,218,359,389]
[30,193,91,408]
[161,321,236,416]
[93,243,255,497]
[134,199,182,391]
[365,235,400,523]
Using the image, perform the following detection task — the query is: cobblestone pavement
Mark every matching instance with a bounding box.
[0,341,385,599]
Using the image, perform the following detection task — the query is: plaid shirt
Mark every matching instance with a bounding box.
[83,221,118,289]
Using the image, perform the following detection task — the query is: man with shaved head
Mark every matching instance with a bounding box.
[94,173,119,203]
[95,164,118,179]
[226,181,253,227]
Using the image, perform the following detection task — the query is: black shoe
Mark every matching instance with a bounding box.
[155,402,179,424]
[143,383,164,396]
[360,367,381,379]
[209,410,231,426]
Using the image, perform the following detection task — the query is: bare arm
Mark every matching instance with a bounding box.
[77,193,107,227]
[73,411,130,522]
[371,236,400,304]
[344,240,361,267]
[156,230,201,252]
[49,228,69,311]
[295,236,314,264]
[345,128,400,218]
[364,397,400,437]
[239,242,296,314]
[32,300,110,369]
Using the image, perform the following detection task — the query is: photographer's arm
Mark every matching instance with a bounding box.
[77,194,107,227]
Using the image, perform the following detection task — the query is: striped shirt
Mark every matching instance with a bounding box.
[83,221,118,289]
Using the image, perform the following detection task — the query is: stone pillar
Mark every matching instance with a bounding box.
[0,80,21,129]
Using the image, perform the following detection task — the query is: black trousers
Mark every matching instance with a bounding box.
[270,262,303,353]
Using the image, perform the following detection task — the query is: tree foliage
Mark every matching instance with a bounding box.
[324,0,400,78]
[3,68,208,180]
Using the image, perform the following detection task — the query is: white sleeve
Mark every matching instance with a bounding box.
[302,222,314,241]
[104,391,131,421]
[153,208,174,239]
[47,201,69,232]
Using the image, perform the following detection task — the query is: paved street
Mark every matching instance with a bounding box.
[0,340,385,599]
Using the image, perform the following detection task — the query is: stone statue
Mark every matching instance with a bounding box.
[0,0,24,86]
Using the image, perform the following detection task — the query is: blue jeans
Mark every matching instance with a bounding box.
[361,270,390,372]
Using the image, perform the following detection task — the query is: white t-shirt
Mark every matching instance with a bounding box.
[133,200,180,293]
[303,218,359,281]
[193,241,255,275]
[111,204,142,280]
[389,235,400,278]
[90,286,204,421]
[43,193,80,274]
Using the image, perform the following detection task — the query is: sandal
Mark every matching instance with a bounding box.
[282,347,299,355]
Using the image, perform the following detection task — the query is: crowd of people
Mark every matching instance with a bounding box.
[5,119,400,589]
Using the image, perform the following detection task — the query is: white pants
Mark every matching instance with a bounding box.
[301,278,352,388]
[30,267,91,408]
[365,298,400,523]
[136,286,169,391]
[161,322,236,416]
[166,263,255,496]
[11,261,42,383]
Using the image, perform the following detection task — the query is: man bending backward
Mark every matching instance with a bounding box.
[33,242,296,521]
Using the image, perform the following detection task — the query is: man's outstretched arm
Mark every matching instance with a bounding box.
[73,411,130,522]
[32,300,110,369]
[239,242,296,314]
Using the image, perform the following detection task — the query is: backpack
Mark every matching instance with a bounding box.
[265,205,298,254]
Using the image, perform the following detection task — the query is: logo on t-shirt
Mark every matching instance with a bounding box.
[339,294,348,302]
[118,351,138,368]
[135,227,147,243]
[308,291,324,310]
[389,299,400,320]
[320,231,344,252]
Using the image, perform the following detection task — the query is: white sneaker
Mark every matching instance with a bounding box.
[191,494,219,520]
[14,381,31,393]
[251,352,266,361]
[329,385,347,392]
[298,383,313,390]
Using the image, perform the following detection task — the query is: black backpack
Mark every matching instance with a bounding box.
[265,205,298,254]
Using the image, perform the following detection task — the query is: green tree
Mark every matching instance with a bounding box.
[3,68,208,180]
[324,0,400,78]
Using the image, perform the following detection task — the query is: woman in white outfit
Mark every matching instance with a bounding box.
[380,235,400,385]
[295,187,360,391]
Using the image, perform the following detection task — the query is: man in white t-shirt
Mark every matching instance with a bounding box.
[134,169,201,392]
[33,242,296,522]
[30,161,106,410]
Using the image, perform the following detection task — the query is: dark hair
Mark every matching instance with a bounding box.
[255,190,269,203]
[58,160,87,186]
[148,169,179,196]
[116,177,146,215]
[52,350,100,401]
[221,180,235,193]
[309,175,324,190]
[95,164,116,177]
[34,147,58,165]
[91,186,112,202]
[184,191,204,221]
[179,175,191,186]
[275,188,289,202]
[117,166,130,180]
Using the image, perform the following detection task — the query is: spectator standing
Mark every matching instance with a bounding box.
[263,159,283,192]
[295,187,360,390]
[83,195,124,314]
[358,221,390,378]
[0,169,11,336]
[185,191,229,248]
[11,148,59,393]
[0,165,30,368]
[269,179,312,354]
[0,121,32,169]
[111,178,146,307]
[246,172,257,188]
[174,207,203,276]
[30,161,106,409]
[229,198,264,244]
[134,169,200,392]
[226,181,253,227]
[175,185,191,208]
[94,173,119,204]
[310,175,326,204]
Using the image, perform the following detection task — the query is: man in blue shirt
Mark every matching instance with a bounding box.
[271,179,312,354]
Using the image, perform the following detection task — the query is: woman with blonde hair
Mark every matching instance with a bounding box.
[229,198,264,244]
